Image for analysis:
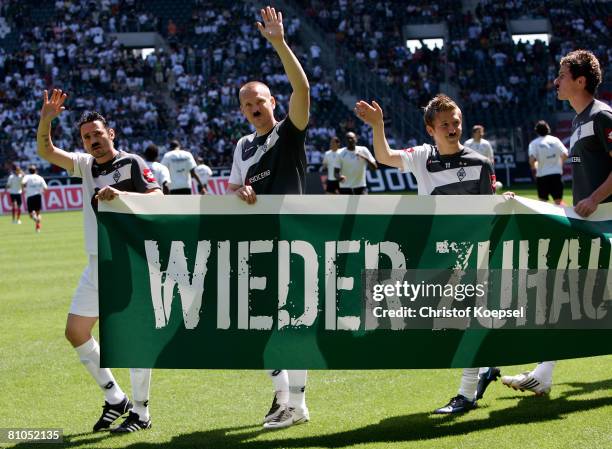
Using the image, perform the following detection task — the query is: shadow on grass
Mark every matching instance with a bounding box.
[11,379,612,449]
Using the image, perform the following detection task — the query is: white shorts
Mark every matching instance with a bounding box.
[69,255,99,317]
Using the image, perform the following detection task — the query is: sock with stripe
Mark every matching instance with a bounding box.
[288,370,307,410]
[75,337,125,404]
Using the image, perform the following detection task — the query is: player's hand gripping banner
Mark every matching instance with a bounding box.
[98,196,611,368]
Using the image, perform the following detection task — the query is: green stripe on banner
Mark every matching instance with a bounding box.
[97,195,612,369]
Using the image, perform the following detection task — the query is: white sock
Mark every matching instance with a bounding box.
[75,337,125,404]
[478,367,490,375]
[267,370,289,405]
[130,368,152,421]
[458,368,480,401]
[288,370,307,410]
[532,361,556,383]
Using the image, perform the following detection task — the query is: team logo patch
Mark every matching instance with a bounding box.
[606,128,612,143]
[112,170,121,183]
[402,147,415,153]
[142,168,156,183]
[457,167,466,181]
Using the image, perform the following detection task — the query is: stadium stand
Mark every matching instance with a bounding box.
[0,0,611,179]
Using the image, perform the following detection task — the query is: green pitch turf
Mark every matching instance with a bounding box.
[1,207,610,449]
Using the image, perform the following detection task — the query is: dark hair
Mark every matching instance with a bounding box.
[77,111,108,132]
[169,140,181,150]
[560,50,602,95]
[472,125,484,134]
[535,120,551,136]
[28,164,37,174]
[423,94,461,128]
[143,144,159,162]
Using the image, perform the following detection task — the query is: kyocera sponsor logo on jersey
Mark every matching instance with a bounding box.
[248,170,271,185]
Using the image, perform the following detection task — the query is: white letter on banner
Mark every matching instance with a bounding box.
[325,241,337,330]
[550,239,581,323]
[584,238,610,320]
[364,241,406,330]
[217,241,231,329]
[144,240,211,329]
[474,241,492,327]
[238,241,274,330]
[238,242,249,329]
[583,238,601,320]
[278,241,319,329]
[336,241,361,330]
[531,239,550,325]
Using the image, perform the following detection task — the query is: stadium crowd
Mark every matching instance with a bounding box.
[0,0,611,177]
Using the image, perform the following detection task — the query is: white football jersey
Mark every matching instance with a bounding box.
[161,149,197,190]
[194,163,213,185]
[322,150,341,181]
[528,135,568,177]
[22,174,47,197]
[6,173,23,194]
[337,146,376,188]
[147,161,171,189]
[464,138,494,162]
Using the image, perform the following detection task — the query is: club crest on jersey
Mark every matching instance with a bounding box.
[606,128,612,143]
[113,169,121,183]
[457,167,466,181]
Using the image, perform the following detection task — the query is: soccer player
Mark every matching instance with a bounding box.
[227,6,310,429]
[336,132,377,194]
[464,125,495,166]
[144,144,171,194]
[194,156,213,194]
[528,120,568,205]
[321,136,342,194]
[355,94,500,413]
[5,164,24,224]
[160,140,203,194]
[501,49,612,394]
[22,165,48,232]
[36,88,162,432]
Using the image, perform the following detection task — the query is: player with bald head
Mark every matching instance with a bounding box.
[227,6,311,430]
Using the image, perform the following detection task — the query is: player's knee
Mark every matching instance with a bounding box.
[64,322,90,347]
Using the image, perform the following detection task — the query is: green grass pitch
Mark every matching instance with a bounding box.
[1,191,611,449]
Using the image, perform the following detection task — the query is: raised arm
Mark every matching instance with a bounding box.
[257,6,309,130]
[354,100,403,169]
[37,89,74,171]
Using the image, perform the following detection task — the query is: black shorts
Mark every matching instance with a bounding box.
[10,193,22,206]
[169,188,192,195]
[339,186,367,195]
[326,180,340,193]
[26,194,42,213]
[536,174,563,200]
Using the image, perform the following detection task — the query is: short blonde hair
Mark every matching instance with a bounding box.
[423,94,461,128]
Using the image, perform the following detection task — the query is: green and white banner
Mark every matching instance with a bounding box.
[98,196,612,369]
